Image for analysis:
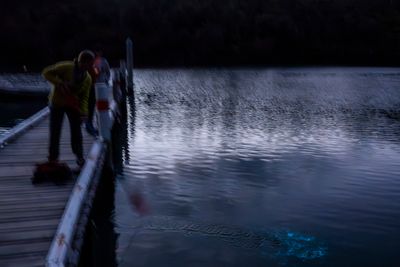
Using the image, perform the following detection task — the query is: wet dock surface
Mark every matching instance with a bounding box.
[0,116,94,267]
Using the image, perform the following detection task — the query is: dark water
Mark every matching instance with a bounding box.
[0,97,47,135]
[114,68,400,267]
[3,69,400,266]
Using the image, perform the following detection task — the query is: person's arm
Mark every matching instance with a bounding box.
[79,74,92,116]
[42,62,69,85]
[42,61,73,96]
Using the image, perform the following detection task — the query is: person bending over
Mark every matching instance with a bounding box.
[42,50,94,168]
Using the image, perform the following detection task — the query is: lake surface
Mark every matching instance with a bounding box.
[1,68,400,267]
[0,97,47,136]
[114,68,400,267]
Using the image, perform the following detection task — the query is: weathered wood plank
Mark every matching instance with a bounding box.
[0,256,45,267]
[0,114,96,266]
[0,219,59,233]
[0,186,70,194]
[0,202,66,215]
[0,192,72,204]
[0,166,35,176]
[0,158,79,164]
[0,180,75,189]
[0,229,55,245]
[0,208,65,222]
[0,241,49,259]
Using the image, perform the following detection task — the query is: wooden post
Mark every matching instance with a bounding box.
[126,38,134,95]
[119,60,127,95]
[111,70,122,104]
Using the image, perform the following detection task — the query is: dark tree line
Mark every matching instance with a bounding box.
[1,0,400,71]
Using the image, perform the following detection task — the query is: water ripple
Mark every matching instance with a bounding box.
[116,68,400,267]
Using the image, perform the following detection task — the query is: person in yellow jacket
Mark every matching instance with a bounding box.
[42,50,95,168]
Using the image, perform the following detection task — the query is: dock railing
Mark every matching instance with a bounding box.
[46,71,123,267]
[0,107,50,148]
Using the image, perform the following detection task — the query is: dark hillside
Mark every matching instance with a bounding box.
[1,0,400,70]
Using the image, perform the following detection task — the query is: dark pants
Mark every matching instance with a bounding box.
[49,106,83,161]
[87,86,96,126]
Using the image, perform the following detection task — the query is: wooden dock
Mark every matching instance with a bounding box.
[0,63,127,266]
[0,111,96,267]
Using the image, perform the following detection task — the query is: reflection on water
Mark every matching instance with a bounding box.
[115,68,400,267]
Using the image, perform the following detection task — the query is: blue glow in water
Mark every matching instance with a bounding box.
[127,216,328,264]
[115,69,400,267]
[272,230,327,261]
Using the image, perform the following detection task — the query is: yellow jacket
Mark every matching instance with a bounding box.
[42,60,92,115]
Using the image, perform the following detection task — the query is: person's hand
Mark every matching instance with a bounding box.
[80,116,88,124]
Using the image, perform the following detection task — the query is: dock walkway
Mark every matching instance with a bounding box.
[0,111,95,267]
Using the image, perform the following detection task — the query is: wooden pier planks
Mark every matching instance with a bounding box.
[0,115,95,267]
